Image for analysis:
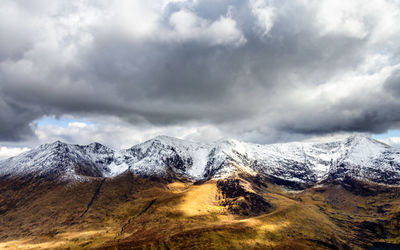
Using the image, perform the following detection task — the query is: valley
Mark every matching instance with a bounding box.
[0,135,399,249]
[0,173,399,249]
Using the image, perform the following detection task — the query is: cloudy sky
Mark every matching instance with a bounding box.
[1,0,400,158]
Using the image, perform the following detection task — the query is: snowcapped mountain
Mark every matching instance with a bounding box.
[0,141,114,181]
[1,135,399,187]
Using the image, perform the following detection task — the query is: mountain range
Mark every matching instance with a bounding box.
[0,135,399,249]
[2,135,400,187]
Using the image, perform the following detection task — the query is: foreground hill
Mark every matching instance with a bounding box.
[0,135,399,249]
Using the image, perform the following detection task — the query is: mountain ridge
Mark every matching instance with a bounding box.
[1,135,400,249]
[1,134,399,188]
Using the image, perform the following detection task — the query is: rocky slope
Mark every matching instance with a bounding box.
[1,135,400,188]
[1,135,400,249]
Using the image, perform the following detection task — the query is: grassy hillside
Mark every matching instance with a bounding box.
[0,172,399,249]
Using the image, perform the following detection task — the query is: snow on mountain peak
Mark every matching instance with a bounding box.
[1,135,399,186]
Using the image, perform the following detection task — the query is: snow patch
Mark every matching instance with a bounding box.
[1,134,399,186]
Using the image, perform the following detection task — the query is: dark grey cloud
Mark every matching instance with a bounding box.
[1,0,400,143]
[385,69,400,98]
[0,95,42,141]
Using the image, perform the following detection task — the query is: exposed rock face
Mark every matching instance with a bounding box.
[217,178,272,216]
[1,135,400,188]
[1,136,400,249]
[0,141,111,181]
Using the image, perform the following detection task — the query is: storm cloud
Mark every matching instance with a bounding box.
[1,0,400,145]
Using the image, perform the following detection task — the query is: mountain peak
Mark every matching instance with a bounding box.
[47,140,67,146]
[40,140,70,152]
[151,135,196,146]
[1,135,399,186]
[88,142,103,146]
[346,134,371,141]
[345,134,389,147]
[154,135,177,140]
[87,142,108,150]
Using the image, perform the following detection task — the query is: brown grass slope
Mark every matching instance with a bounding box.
[0,172,399,249]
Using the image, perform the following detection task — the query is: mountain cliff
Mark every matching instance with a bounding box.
[1,135,399,188]
[1,135,400,249]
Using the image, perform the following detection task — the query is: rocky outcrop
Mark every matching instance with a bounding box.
[217,178,272,216]
[1,135,400,188]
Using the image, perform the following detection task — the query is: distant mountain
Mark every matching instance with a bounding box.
[1,135,400,249]
[0,141,114,181]
[1,135,399,187]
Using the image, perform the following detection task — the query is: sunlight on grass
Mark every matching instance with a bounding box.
[0,229,115,249]
[178,182,225,217]
[167,182,190,193]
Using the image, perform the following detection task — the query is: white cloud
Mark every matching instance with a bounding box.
[2,0,400,146]
[32,116,228,149]
[290,61,400,109]
[249,0,275,37]
[61,0,247,47]
[315,0,400,41]
[380,137,400,147]
[316,0,367,39]
[106,1,163,40]
[0,146,30,160]
[169,9,246,46]
[68,122,88,128]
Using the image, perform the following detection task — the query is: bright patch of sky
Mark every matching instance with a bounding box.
[35,116,95,128]
[372,130,400,140]
[0,146,30,160]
